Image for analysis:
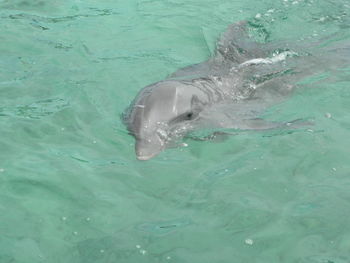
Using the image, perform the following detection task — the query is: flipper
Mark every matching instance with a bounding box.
[186,119,312,143]
[187,118,312,143]
[239,118,312,130]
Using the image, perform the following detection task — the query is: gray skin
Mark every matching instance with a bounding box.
[123,21,349,160]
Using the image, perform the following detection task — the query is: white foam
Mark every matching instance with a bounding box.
[239,51,297,67]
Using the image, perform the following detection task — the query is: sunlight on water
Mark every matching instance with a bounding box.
[0,0,349,262]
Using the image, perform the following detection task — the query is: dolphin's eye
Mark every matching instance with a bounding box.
[186,112,193,119]
[169,111,198,125]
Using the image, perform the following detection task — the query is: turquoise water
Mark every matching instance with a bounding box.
[1,0,350,262]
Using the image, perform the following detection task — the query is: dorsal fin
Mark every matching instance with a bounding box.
[169,21,268,79]
[215,21,266,63]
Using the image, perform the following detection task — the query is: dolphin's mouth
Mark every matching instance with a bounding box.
[135,136,165,161]
[136,152,158,161]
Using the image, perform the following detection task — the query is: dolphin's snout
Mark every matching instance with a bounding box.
[136,153,157,161]
[135,135,165,161]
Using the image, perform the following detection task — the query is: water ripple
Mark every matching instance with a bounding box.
[0,98,69,119]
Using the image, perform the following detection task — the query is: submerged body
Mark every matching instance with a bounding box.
[123,21,348,160]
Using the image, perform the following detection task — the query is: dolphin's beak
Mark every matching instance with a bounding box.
[136,152,157,161]
[135,137,165,161]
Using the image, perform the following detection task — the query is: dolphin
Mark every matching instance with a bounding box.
[123,21,348,160]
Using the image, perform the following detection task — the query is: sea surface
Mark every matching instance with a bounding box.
[1,0,350,262]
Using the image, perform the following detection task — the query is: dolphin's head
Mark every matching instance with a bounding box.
[124,80,206,160]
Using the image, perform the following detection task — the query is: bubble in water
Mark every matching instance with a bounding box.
[166,256,171,260]
[86,217,91,221]
[325,113,332,118]
[61,216,67,221]
[136,245,141,249]
[245,238,254,245]
[332,168,337,172]
[100,249,105,253]
[156,128,168,139]
[140,249,147,255]
[73,231,78,235]
[0,168,4,173]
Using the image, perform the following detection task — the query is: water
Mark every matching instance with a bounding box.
[0,0,349,262]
